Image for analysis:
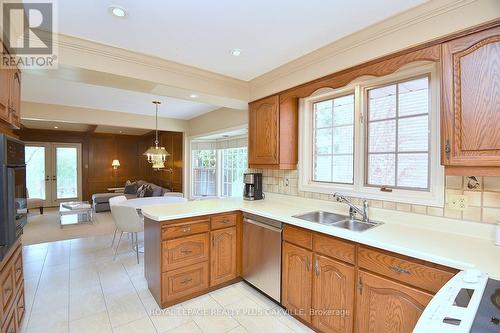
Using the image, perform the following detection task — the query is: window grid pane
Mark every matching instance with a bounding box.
[221,147,247,197]
[192,149,217,197]
[312,94,354,184]
[366,76,430,190]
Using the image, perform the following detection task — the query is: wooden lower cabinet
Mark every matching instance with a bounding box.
[356,270,432,333]
[145,212,241,308]
[0,240,24,333]
[282,242,312,323]
[312,255,355,333]
[210,227,237,287]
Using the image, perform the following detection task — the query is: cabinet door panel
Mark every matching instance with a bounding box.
[282,242,312,323]
[0,67,9,123]
[9,70,20,129]
[210,227,237,286]
[442,26,500,168]
[312,255,354,333]
[356,271,432,333]
[249,95,279,165]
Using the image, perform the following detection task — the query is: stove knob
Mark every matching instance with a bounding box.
[462,269,482,284]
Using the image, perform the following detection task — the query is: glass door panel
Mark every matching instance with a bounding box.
[25,144,50,205]
[55,146,79,200]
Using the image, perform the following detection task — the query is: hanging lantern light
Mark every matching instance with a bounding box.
[143,101,170,170]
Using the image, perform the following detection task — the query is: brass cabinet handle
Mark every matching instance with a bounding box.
[180,278,192,284]
[305,257,311,272]
[180,249,192,255]
[221,219,229,224]
[314,258,320,276]
[182,228,191,233]
[389,266,411,275]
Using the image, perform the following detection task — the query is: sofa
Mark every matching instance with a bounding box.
[92,180,171,212]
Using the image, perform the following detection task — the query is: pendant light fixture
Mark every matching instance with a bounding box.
[143,101,169,170]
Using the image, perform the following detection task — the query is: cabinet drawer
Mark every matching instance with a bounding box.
[358,246,455,293]
[313,233,355,265]
[211,213,237,230]
[283,225,312,249]
[162,221,210,240]
[0,265,14,316]
[162,233,209,271]
[162,262,209,303]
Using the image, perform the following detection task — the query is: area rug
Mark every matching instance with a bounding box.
[22,207,116,245]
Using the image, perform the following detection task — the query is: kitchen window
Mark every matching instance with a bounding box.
[312,94,355,184]
[190,137,248,199]
[366,76,430,190]
[221,147,248,197]
[299,64,444,206]
[192,149,217,197]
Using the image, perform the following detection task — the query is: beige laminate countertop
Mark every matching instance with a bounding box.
[142,193,500,279]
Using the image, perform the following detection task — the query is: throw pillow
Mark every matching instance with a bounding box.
[136,184,146,198]
[143,185,154,197]
[124,182,138,194]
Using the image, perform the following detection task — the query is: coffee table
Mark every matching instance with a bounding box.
[59,201,93,228]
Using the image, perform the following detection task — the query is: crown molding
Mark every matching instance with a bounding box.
[248,0,494,98]
[54,34,247,88]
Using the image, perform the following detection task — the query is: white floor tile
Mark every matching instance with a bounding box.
[69,311,112,333]
[148,304,191,333]
[183,295,239,333]
[69,284,107,321]
[165,321,202,333]
[105,290,148,328]
[113,316,157,333]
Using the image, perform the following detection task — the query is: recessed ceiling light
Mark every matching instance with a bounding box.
[54,126,58,129]
[109,5,126,18]
[190,94,198,98]
[230,48,242,57]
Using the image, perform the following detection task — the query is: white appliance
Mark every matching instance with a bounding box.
[414,269,500,333]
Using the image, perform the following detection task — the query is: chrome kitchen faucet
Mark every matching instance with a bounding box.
[332,192,369,222]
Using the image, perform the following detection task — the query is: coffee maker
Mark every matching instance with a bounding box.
[243,173,263,200]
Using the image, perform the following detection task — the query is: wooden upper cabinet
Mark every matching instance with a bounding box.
[282,242,312,323]
[0,50,10,123]
[210,227,237,287]
[8,70,21,129]
[441,26,500,175]
[248,94,298,169]
[356,271,432,333]
[312,254,354,333]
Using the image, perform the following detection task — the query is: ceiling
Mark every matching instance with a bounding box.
[194,128,247,141]
[21,74,219,119]
[21,119,153,135]
[57,0,427,81]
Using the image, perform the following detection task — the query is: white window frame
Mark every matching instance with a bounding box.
[299,62,444,206]
[191,148,218,198]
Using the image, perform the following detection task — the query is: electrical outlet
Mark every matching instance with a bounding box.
[284,178,289,187]
[448,194,468,210]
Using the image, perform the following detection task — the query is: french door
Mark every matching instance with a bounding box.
[25,142,82,207]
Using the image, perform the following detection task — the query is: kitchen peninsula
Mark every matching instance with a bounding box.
[142,193,500,332]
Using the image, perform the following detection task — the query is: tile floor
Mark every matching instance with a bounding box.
[21,234,314,333]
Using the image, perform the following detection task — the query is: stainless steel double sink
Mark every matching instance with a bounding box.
[292,211,382,232]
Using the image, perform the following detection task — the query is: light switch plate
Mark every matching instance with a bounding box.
[448,194,468,210]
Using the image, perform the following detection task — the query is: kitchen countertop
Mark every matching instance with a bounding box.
[142,193,500,279]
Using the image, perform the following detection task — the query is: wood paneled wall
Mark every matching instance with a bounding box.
[17,128,183,201]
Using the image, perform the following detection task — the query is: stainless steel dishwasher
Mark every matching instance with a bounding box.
[242,213,282,302]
